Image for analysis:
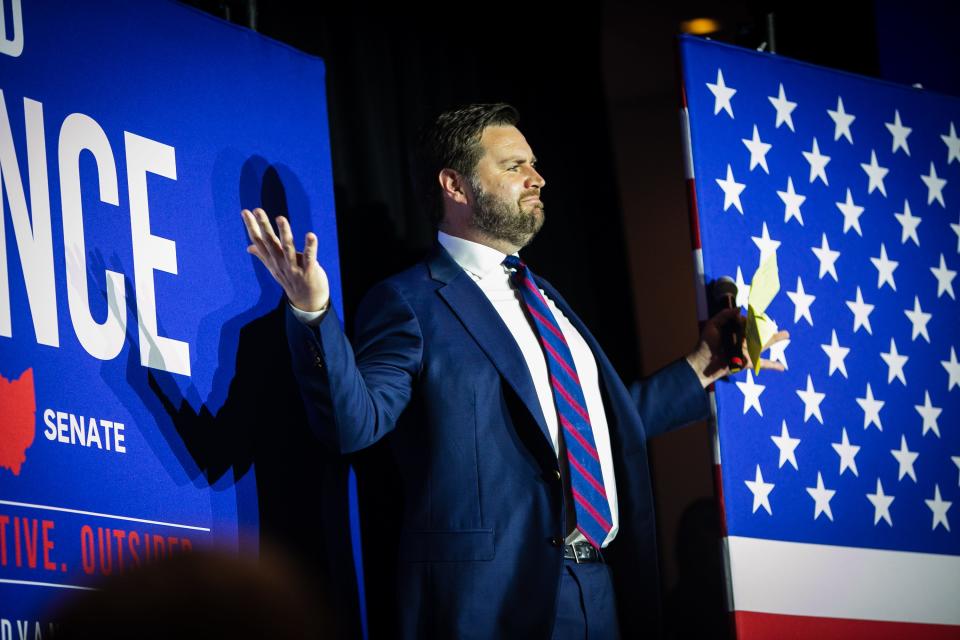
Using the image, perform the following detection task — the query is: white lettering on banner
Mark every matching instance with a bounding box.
[126,133,190,376]
[0,0,24,58]
[42,408,127,454]
[59,113,126,361]
[0,619,55,640]
[0,90,191,376]
[0,96,58,346]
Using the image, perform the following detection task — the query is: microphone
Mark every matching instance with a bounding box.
[711,276,745,372]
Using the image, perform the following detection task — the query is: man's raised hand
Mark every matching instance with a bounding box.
[241,208,329,312]
[686,307,789,388]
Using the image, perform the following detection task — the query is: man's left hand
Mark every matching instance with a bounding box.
[685,307,789,388]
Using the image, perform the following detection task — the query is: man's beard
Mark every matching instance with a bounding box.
[469,178,544,249]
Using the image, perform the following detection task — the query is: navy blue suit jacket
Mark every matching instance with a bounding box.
[286,245,709,639]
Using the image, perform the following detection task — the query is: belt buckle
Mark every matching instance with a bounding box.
[573,542,583,564]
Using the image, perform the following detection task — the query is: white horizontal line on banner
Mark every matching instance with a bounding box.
[0,578,95,591]
[0,500,211,532]
[725,536,960,626]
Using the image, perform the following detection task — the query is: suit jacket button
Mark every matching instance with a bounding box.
[550,537,562,547]
[554,470,562,481]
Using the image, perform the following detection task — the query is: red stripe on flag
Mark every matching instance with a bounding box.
[733,611,960,640]
[713,463,728,538]
[526,304,567,344]
[552,379,591,424]
[572,488,612,531]
[567,452,607,498]
[560,415,599,461]
[541,337,580,384]
[687,179,702,250]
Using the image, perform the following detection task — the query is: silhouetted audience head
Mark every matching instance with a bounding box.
[53,547,334,639]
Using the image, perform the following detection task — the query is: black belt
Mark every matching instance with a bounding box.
[564,540,603,563]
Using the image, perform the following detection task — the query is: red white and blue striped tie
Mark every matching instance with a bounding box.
[503,255,612,549]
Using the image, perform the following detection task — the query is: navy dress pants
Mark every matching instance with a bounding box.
[550,559,621,639]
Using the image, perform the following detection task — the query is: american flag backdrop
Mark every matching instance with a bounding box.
[679,36,960,638]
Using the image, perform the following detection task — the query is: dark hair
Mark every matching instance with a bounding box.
[419,103,520,226]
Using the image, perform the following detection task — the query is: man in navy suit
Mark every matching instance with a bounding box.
[241,103,784,639]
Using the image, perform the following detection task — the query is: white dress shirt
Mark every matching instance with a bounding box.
[292,231,620,547]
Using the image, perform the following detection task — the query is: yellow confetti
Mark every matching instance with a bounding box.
[746,254,781,373]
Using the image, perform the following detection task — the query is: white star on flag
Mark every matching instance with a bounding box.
[861,150,889,196]
[884,109,912,156]
[736,369,765,415]
[742,124,771,173]
[811,233,840,281]
[787,276,815,325]
[796,374,826,424]
[870,243,898,290]
[768,83,797,131]
[891,435,918,482]
[827,96,855,143]
[880,338,908,385]
[734,267,750,309]
[914,390,942,438]
[857,382,884,431]
[751,222,781,265]
[771,420,800,470]
[835,188,865,236]
[706,68,736,118]
[745,465,774,515]
[925,485,951,532]
[802,137,831,185]
[806,472,836,521]
[942,347,960,391]
[952,214,960,252]
[777,176,806,224]
[821,329,850,378]
[953,457,960,486]
[904,296,932,343]
[831,427,860,476]
[921,162,947,207]
[846,287,874,334]
[767,333,790,369]
[715,164,746,214]
[941,121,960,165]
[866,479,894,527]
[930,254,956,299]
[893,199,921,246]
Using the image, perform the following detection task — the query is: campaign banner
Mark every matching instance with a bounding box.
[0,0,342,630]
[680,36,959,637]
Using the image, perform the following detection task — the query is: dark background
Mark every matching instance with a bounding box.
[181,1,959,637]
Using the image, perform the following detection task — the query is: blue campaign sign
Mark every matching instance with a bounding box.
[0,0,342,625]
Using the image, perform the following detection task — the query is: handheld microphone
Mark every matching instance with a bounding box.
[711,276,745,372]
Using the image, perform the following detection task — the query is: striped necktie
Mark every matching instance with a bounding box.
[503,255,612,549]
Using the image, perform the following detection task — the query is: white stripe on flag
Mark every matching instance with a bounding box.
[725,536,960,625]
[708,392,720,465]
[692,248,707,321]
[680,107,695,180]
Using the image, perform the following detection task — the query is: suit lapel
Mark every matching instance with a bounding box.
[428,246,553,446]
